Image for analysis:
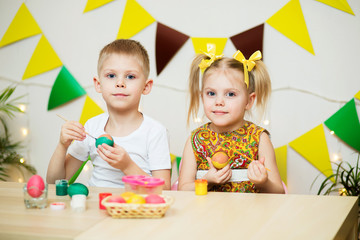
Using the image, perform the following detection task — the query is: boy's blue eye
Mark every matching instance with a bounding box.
[226,92,236,97]
[207,91,215,96]
[107,73,116,79]
[126,74,135,80]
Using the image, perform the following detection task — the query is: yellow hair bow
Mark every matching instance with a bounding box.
[198,43,224,71]
[233,50,262,88]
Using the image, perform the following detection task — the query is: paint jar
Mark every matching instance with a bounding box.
[195,179,208,195]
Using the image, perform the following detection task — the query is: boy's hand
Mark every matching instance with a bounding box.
[204,157,232,185]
[60,121,86,148]
[97,143,131,170]
[247,157,268,185]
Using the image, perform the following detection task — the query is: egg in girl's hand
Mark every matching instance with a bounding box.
[95,134,114,148]
[107,196,126,203]
[211,151,230,169]
[27,175,45,198]
[145,194,165,204]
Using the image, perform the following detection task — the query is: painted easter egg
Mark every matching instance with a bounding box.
[145,194,165,204]
[95,134,114,148]
[127,194,146,204]
[67,183,89,197]
[107,196,126,203]
[211,151,230,169]
[27,175,45,198]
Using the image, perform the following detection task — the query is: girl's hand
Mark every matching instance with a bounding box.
[247,157,268,185]
[60,121,86,148]
[97,143,131,170]
[204,157,232,185]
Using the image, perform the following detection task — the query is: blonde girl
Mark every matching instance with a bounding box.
[178,44,284,193]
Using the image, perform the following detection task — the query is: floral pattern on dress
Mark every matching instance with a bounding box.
[191,121,268,193]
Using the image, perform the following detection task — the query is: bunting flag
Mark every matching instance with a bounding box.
[266,0,315,55]
[48,66,86,110]
[289,124,334,182]
[191,37,227,54]
[155,22,189,76]
[22,35,63,80]
[79,96,104,125]
[0,3,42,47]
[316,0,354,15]
[275,145,288,185]
[83,0,115,13]
[117,0,156,39]
[230,24,264,59]
[324,98,360,152]
[354,90,360,101]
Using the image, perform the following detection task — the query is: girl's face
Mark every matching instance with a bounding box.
[201,69,255,133]
[94,53,152,112]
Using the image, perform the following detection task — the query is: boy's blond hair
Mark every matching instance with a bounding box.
[98,39,150,78]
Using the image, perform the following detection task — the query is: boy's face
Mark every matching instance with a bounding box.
[94,53,152,112]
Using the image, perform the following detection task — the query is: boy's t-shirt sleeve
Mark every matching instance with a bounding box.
[147,122,171,171]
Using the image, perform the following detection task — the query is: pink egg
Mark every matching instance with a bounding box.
[27,175,45,198]
[145,194,165,204]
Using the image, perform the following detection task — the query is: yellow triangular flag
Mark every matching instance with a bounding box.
[79,96,104,125]
[289,124,334,182]
[316,0,354,15]
[275,145,287,185]
[354,90,360,101]
[266,0,315,55]
[191,37,227,55]
[83,0,115,13]
[22,35,63,80]
[0,3,42,47]
[117,0,156,39]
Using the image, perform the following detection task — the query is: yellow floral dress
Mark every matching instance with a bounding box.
[191,121,268,192]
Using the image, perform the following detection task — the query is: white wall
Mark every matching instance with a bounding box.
[0,0,359,194]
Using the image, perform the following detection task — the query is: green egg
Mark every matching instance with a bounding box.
[95,134,114,148]
[67,183,89,197]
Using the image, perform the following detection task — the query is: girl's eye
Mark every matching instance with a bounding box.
[226,92,236,97]
[107,73,116,79]
[126,74,135,80]
[207,91,215,96]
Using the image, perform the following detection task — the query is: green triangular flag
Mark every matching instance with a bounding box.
[48,66,86,110]
[324,98,360,152]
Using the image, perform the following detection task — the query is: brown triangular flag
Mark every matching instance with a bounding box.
[156,22,189,76]
[230,24,264,59]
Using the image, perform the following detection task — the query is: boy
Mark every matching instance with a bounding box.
[47,39,171,189]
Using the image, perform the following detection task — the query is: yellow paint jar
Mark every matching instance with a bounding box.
[195,179,208,195]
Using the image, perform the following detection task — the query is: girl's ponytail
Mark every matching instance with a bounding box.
[187,54,208,126]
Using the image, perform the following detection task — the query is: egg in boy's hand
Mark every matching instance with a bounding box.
[95,134,114,148]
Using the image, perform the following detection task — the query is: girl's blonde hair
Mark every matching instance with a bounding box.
[187,53,271,125]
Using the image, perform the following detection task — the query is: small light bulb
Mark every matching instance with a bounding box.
[21,128,28,136]
[18,178,23,183]
[332,153,342,162]
[19,158,25,163]
[330,131,335,135]
[19,104,26,112]
[263,119,270,125]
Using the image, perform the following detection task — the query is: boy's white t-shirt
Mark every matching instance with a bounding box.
[67,113,171,188]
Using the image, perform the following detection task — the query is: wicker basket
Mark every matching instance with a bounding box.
[102,195,174,219]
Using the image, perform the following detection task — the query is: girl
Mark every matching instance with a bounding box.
[178,44,284,193]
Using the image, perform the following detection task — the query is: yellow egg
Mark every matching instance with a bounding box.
[120,192,135,202]
[211,151,230,169]
[127,194,146,204]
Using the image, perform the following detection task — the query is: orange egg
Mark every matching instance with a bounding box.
[211,151,230,169]
[120,192,135,202]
